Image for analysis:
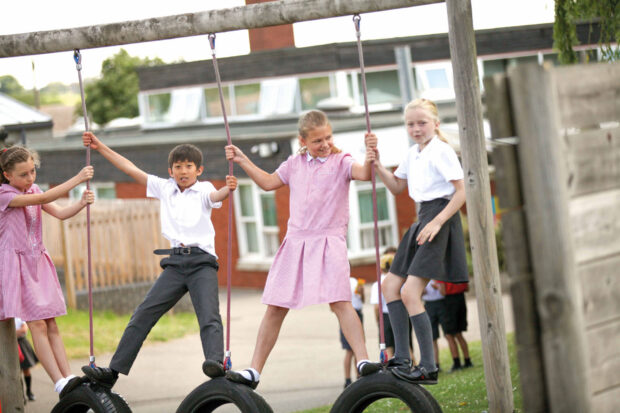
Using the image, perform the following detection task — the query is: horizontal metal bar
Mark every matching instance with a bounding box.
[0,0,443,58]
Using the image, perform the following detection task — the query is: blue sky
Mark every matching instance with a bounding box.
[0,0,554,89]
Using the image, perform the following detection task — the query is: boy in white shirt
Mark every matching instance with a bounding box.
[80,132,237,387]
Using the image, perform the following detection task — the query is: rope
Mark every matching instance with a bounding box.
[208,34,234,371]
[353,15,387,364]
[73,49,96,367]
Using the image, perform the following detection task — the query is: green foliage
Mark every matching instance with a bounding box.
[554,0,620,64]
[0,75,24,95]
[0,75,75,106]
[80,49,164,126]
[55,308,198,359]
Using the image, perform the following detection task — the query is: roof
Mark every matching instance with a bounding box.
[0,92,52,128]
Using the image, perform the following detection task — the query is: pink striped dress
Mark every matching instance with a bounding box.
[0,184,66,321]
[262,152,355,309]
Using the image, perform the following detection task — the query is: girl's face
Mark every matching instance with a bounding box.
[405,107,439,149]
[300,124,334,158]
[3,158,36,192]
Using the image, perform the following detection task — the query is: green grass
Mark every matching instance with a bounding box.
[295,333,522,413]
[54,308,198,359]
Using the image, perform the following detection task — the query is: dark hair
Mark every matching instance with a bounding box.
[0,146,40,184]
[382,246,397,255]
[168,144,203,169]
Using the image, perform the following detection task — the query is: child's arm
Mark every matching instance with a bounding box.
[8,166,94,208]
[351,132,377,181]
[83,132,148,186]
[225,145,283,191]
[416,179,466,245]
[373,149,408,195]
[42,189,95,220]
[209,175,237,203]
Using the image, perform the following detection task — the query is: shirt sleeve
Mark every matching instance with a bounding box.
[394,150,410,180]
[146,174,167,199]
[275,155,293,185]
[434,146,464,182]
[202,181,223,209]
[0,186,18,211]
[342,153,355,180]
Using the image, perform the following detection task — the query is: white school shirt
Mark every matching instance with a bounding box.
[422,281,444,302]
[147,175,222,258]
[370,274,389,314]
[394,136,464,203]
[350,277,364,311]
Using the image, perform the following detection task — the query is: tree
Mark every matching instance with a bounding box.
[81,49,163,126]
[0,75,25,96]
[554,0,619,64]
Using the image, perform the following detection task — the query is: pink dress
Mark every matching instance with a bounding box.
[0,184,66,321]
[263,152,355,309]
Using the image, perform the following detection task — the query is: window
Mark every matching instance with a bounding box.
[234,181,280,266]
[347,181,399,258]
[145,92,171,122]
[415,62,455,102]
[70,182,117,200]
[299,76,331,110]
[354,70,401,106]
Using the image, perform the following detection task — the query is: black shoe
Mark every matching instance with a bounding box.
[27,391,36,401]
[392,365,438,384]
[59,376,84,399]
[202,360,225,378]
[450,364,463,373]
[386,357,411,372]
[225,369,259,390]
[81,366,118,388]
[463,360,474,368]
[344,378,352,388]
[357,361,381,376]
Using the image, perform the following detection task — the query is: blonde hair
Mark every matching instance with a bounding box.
[297,110,341,155]
[404,98,449,144]
[0,146,40,184]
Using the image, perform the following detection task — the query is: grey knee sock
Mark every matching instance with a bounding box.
[386,300,412,361]
[410,312,436,371]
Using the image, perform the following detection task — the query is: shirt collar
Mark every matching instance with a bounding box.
[306,152,328,163]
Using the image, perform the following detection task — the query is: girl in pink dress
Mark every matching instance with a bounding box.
[0,146,94,397]
[224,110,381,388]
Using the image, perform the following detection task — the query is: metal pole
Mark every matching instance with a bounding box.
[0,0,444,58]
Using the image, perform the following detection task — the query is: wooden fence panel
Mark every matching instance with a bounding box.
[579,255,620,327]
[42,199,168,307]
[586,319,620,395]
[554,63,620,129]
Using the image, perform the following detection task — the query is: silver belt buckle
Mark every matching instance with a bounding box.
[181,247,192,255]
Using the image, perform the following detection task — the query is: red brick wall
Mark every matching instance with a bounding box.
[116,182,147,198]
[245,0,295,51]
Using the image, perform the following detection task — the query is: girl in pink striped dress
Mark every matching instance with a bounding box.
[0,146,94,397]
[224,110,381,389]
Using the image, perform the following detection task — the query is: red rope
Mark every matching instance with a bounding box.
[353,15,387,363]
[73,49,95,367]
[208,34,234,370]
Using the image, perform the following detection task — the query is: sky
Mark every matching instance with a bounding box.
[0,0,555,90]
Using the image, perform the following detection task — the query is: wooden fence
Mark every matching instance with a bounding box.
[43,199,168,309]
[487,61,620,413]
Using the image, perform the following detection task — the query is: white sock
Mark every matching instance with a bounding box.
[65,374,77,380]
[357,359,371,370]
[239,368,260,382]
[55,377,68,393]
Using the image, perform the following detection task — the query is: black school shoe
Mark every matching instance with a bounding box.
[59,376,85,399]
[202,359,225,378]
[81,366,118,388]
[357,360,382,376]
[391,363,438,385]
[226,369,259,389]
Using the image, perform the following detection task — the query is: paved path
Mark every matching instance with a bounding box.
[24,288,513,413]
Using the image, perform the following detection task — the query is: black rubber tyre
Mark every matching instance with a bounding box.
[51,382,122,413]
[109,390,132,413]
[176,377,273,413]
[330,370,443,413]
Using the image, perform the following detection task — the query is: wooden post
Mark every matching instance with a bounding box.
[485,74,548,413]
[508,63,591,413]
[0,319,25,412]
[0,0,444,57]
[445,1,514,412]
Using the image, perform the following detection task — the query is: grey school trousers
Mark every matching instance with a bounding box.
[109,252,223,375]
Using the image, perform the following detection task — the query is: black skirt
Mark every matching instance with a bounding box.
[390,198,468,283]
[18,336,38,370]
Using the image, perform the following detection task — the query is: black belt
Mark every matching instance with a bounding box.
[153,247,207,256]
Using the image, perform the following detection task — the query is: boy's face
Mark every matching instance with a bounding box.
[168,160,203,191]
